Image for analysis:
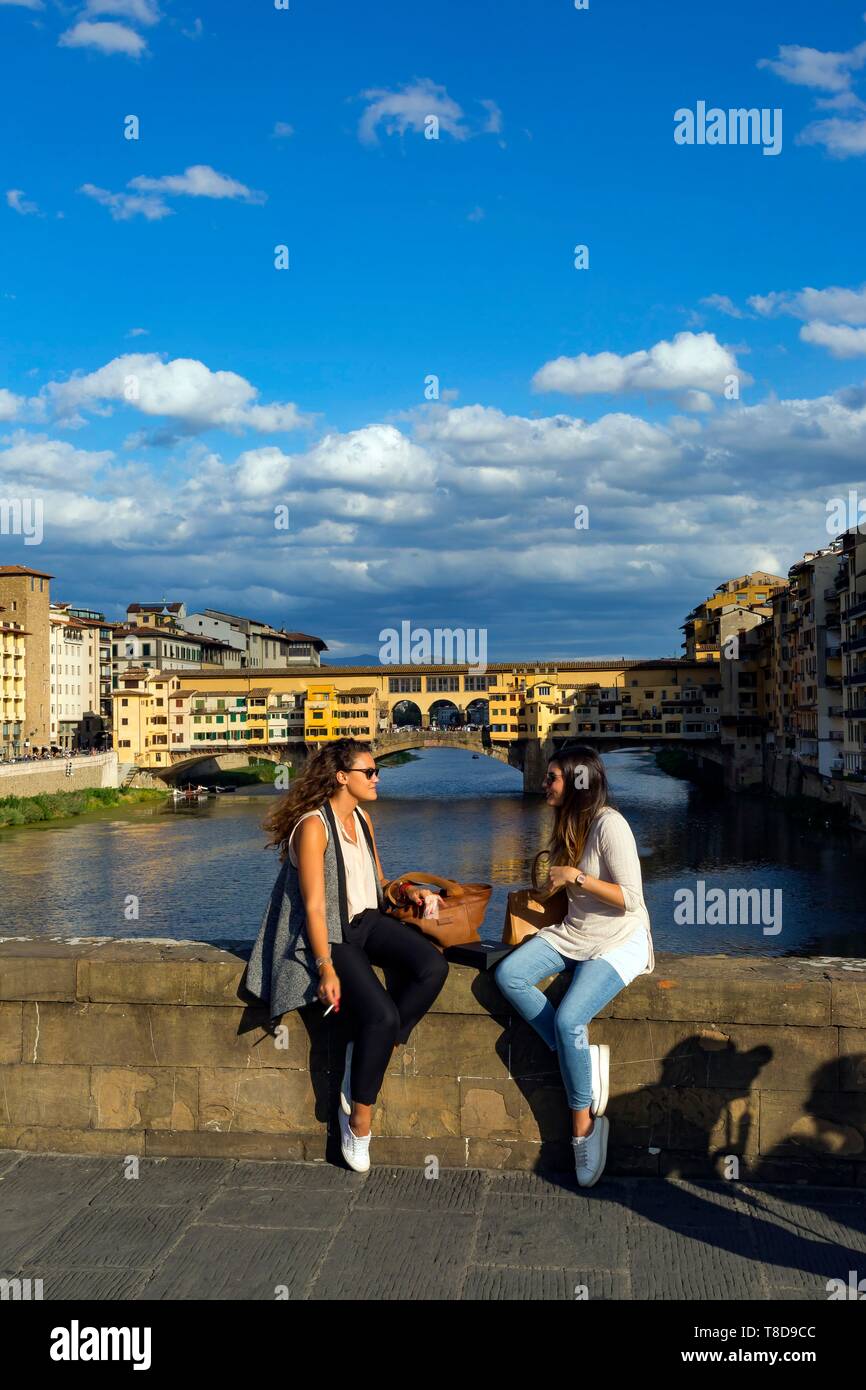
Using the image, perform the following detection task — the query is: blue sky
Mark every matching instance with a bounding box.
[2,0,866,659]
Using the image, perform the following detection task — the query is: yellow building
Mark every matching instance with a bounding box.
[113,667,187,768]
[682,572,786,661]
[0,609,26,760]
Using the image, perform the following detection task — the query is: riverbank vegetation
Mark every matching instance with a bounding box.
[0,786,166,829]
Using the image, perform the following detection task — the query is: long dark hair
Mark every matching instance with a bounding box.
[264,738,371,859]
[532,744,612,888]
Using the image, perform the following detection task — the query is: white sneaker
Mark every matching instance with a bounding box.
[590,1043,610,1117]
[339,1107,371,1173]
[572,1115,609,1188]
[340,1041,353,1116]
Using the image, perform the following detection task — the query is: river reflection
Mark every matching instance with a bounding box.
[0,748,863,956]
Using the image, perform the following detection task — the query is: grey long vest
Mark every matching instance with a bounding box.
[243,799,385,1021]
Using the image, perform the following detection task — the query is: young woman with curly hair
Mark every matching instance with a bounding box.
[245,738,448,1173]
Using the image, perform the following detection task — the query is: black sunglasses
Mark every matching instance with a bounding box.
[347,766,379,779]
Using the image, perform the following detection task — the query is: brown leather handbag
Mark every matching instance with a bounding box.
[385,873,491,949]
[502,885,569,947]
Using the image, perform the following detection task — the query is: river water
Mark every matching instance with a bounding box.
[1,748,864,957]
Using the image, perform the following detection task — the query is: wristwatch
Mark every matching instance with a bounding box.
[574,870,587,887]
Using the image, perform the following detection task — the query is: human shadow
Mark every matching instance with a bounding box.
[490,984,866,1287]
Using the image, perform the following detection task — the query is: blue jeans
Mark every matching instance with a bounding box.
[495,935,626,1111]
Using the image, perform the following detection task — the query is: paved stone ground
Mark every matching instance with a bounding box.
[2,1149,866,1300]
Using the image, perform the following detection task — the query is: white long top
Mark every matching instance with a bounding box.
[288,807,379,921]
[537,806,655,974]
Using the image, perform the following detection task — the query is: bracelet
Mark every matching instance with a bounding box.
[314,955,332,970]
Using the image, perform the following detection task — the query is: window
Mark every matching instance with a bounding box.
[389,677,421,693]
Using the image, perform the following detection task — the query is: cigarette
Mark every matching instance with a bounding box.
[323,1003,335,1016]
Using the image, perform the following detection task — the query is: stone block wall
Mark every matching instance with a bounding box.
[0,752,118,799]
[0,940,864,1184]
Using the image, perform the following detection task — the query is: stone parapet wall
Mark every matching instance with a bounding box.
[0,752,118,799]
[0,940,864,1184]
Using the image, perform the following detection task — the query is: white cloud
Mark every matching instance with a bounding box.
[297,520,358,545]
[58,20,147,57]
[800,322,866,357]
[126,326,149,337]
[758,41,866,94]
[80,165,265,220]
[6,189,39,216]
[700,293,747,319]
[0,1,44,8]
[232,447,291,499]
[799,115,866,157]
[749,284,866,323]
[532,332,746,398]
[0,432,112,484]
[272,122,294,138]
[42,354,311,434]
[759,29,866,153]
[80,182,170,221]
[358,78,471,144]
[479,99,503,134]
[83,0,160,24]
[0,388,24,420]
[294,424,437,490]
[678,390,715,413]
[129,165,265,203]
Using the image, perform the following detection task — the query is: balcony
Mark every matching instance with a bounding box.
[843,672,866,686]
[842,634,866,654]
[846,597,866,620]
[824,586,840,603]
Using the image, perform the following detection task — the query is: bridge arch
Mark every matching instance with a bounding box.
[392,699,422,728]
[428,698,461,729]
[465,697,489,725]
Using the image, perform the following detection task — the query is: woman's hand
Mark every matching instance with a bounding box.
[317,962,341,1010]
[404,886,434,908]
[546,865,580,889]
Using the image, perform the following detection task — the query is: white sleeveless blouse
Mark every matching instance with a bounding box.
[288,807,379,920]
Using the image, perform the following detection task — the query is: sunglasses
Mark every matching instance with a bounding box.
[348,766,379,780]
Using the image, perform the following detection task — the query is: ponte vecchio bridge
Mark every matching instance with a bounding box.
[136,656,724,793]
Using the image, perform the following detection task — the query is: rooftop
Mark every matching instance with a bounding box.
[0,564,54,580]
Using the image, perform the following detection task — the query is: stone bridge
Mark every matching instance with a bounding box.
[146,731,723,793]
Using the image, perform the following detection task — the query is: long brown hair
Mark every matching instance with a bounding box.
[264,738,372,859]
[532,745,612,888]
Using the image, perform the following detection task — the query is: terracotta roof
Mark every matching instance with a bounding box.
[0,564,54,579]
[127,602,184,613]
[281,632,329,650]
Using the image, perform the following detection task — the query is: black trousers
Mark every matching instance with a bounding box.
[331,909,449,1106]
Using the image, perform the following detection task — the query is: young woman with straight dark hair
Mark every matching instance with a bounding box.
[245,738,448,1172]
[495,746,654,1187]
